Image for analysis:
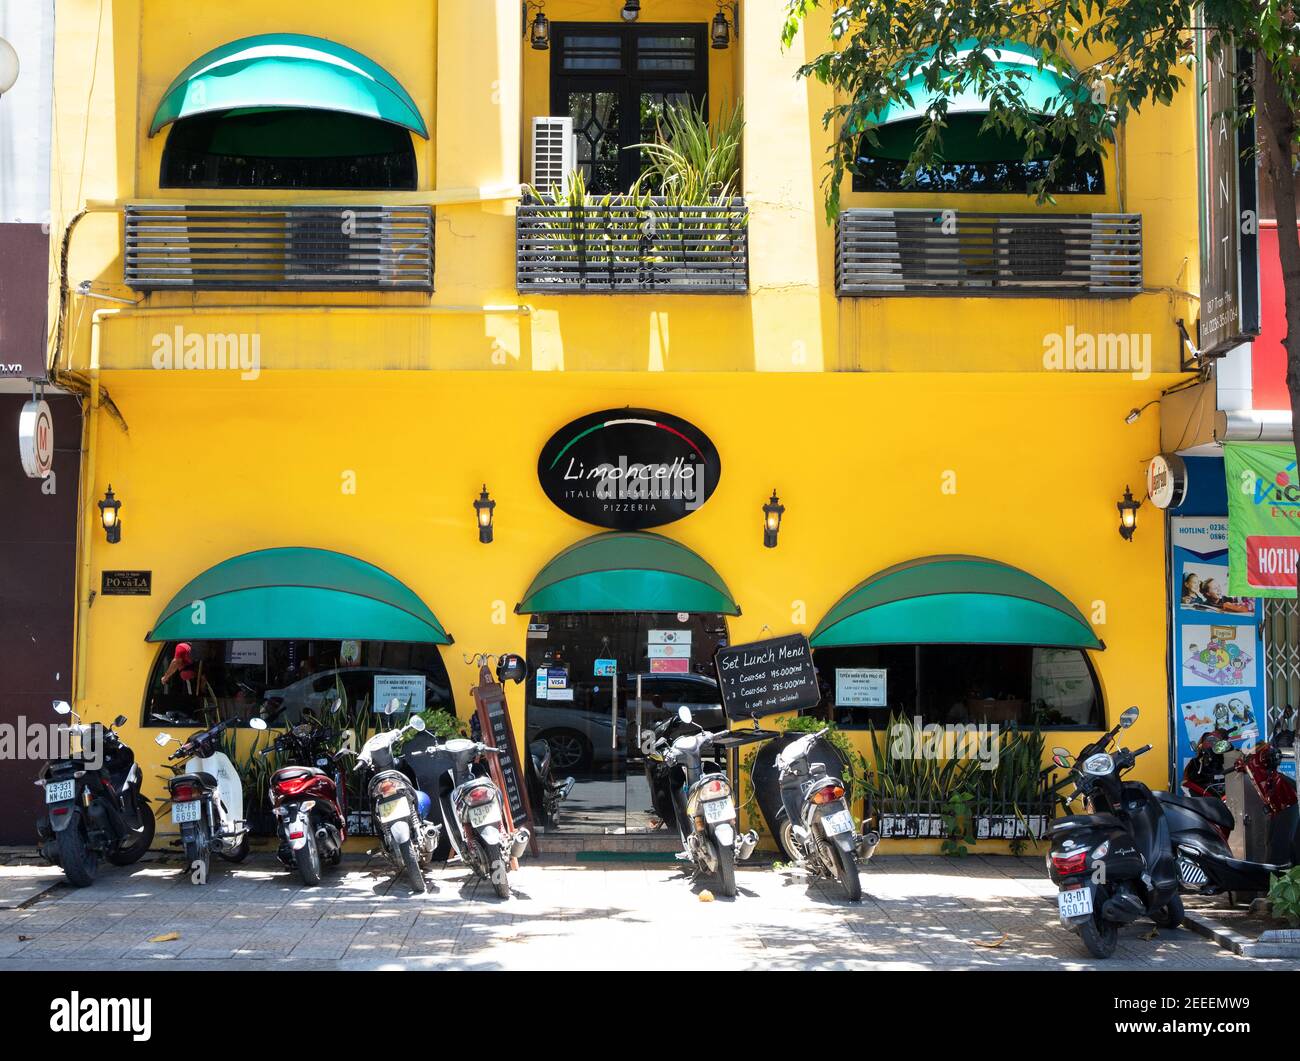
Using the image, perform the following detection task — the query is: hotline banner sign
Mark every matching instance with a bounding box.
[1224,442,1300,597]
[1170,516,1266,789]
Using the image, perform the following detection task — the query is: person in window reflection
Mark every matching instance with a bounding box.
[161,642,198,694]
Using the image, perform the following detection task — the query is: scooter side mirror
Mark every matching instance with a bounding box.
[112,715,128,728]
[155,733,173,747]
[407,714,426,733]
[52,700,72,715]
[326,694,343,714]
[383,698,401,716]
[1119,706,1139,729]
[1051,748,1073,769]
[248,716,268,731]
[677,706,693,724]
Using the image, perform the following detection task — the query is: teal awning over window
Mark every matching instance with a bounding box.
[810,555,1102,650]
[148,33,428,138]
[516,533,740,616]
[146,547,452,644]
[863,40,1082,161]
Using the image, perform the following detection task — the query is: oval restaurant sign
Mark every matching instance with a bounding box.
[538,408,721,530]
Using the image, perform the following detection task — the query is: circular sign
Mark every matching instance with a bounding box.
[1146,453,1188,510]
[538,407,721,530]
[18,399,53,478]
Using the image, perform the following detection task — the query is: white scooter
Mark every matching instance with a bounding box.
[155,716,267,884]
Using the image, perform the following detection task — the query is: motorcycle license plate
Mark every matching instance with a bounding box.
[171,800,203,824]
[468,802,501,828]
[822,809,854,836]
[702,798,735,824]
[1058,887,1094,919]
[44,780,75,804]
[378,797,411,823]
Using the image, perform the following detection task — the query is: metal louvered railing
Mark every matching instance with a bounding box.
[836,209,1142,297]
[516,196,748,293]
[124,204,434,291]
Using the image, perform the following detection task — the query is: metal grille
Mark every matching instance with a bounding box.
[836,209,1142,296]
[1263,597,1300,735]
[124,204,434,291]
[516,197,748,293]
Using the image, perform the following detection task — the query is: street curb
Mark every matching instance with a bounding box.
[1183,909,1300,959]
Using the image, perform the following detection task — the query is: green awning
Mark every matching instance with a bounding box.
[810,555,1102,650]
[146,547,452,644]
[864,40,1082,161]
[149,33,428,138]
[516,533,740,616]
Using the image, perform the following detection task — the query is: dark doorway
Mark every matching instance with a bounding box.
[551,23,709,193]
[524,611,728,833]
[0,393,81,842]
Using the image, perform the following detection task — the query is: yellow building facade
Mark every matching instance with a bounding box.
[49,0,1200,852]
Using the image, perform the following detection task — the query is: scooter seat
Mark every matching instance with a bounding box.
[271,766,324,783]
[1155,790,1234,831]
[1049,813,1124,833]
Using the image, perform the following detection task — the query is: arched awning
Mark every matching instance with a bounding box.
[516,533,740,616]
[810,555,1102,650]
[148,33,428,138]
[864,40,1082,161]
[146,547,452,644]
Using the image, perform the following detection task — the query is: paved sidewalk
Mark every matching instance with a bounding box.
[0,853,1291,971]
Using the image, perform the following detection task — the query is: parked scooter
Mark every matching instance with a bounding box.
[1164,739,1299,897]
[527,738,575,829]
[354,708,442,893]
[1045,706,1184,958]
[767,726,878,901]
[35,701,155,887]
[404,731,530,899]
[1182,729,1230,799]
[155,715,267,884]
[260,713,349,886]
[643,707,759,898]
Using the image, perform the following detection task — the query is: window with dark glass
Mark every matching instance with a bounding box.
[551,23,708,193]
[141,639,453,728]
[811,643,1104,730]
[160,109,417,190]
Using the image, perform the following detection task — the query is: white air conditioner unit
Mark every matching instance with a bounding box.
[531,116,576,195]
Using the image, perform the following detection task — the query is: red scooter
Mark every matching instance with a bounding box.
[261,714,349,886]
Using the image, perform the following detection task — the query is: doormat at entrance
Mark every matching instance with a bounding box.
[575,851,681,863]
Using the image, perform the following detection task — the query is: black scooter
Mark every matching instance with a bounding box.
[527,738,575,829]
[35,701,155,887]
[1046,706,1183,958]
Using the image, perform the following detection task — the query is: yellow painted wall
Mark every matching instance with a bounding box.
[76,369,1175,846]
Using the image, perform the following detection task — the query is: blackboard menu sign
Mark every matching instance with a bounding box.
[470,666,535,853]
[714,634,821,720]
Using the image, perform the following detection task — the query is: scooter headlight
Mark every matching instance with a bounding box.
[1082,753,1114,777]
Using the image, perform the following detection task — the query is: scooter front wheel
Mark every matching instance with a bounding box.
[1078,914,1118,959]
[218,833,250,863]
[107,795,155,866]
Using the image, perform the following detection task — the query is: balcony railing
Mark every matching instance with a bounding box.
[516,197,748,294]
[836,209,1142,297]
[124,204,434,291]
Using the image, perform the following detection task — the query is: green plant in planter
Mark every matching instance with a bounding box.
[1268,866,1300,926]
[941,790,975,857]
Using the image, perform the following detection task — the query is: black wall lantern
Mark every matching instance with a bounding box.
[1117,485,1141,542]
[712,3,738,49]
[98,484,122,544]
[524,2,550,50]
[763,490,784,549]
[621,0,641,22]
[474,485,496,544]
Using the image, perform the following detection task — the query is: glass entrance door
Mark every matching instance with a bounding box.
[525,611,729,834]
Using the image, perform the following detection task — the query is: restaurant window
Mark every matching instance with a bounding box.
[812,643,1104,730]
[852,132,1104,195]
[141,639,453,728]
[160,110,417,190]
[551,23,708,194]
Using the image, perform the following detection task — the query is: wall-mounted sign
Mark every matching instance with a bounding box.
[714,634,820,720]
[1146,453,1189,510]
[649,629,691,645]
[18,399,53,478]
[373,674,425,714]
[226,641,265,665]
[101,570,151,596]
[537,407,721,530]
[651,657,690,674]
